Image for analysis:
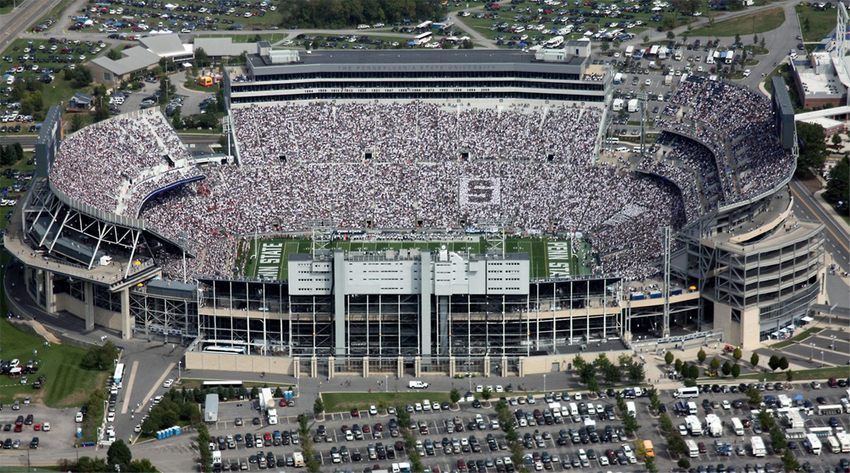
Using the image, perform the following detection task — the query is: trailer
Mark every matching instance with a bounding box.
[204,393,219,423]
[705,414,722,437]
[751,436,766,457]
[786,409,805,429]
[627,99,639,113]
[614,72,624,84]
[778,395,792,408]
[828,436,841,453]
[687,401,698,415]
[625,45,634,57]
[259,387,275,411]
[626,401,636,417]
[836,432,850,453]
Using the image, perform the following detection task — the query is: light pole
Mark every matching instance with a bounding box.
[543,374,547,393]
[820,351,824,362]
[385,375,388,393]
[178,360,182,379]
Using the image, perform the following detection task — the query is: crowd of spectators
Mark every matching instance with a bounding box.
[135,102,687,280]
[656,77,794,205]
[50,109,196,216]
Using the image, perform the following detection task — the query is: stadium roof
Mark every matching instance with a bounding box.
[252,49,586,66]
[90,46,159,76]
[771,76,794,114]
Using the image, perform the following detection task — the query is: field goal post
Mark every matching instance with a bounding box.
[476,218,511,258]
[308,219,335,257]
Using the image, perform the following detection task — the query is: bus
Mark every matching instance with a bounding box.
[545,35,565,48]
[112,363,125,388]
[410,32,432,46]
[203,345,246,355]
[673,387,700,399]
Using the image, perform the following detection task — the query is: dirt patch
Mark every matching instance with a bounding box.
[798,175,823,193]
[11,319,62,345]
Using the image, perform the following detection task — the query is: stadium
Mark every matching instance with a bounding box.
[4,41,826,378]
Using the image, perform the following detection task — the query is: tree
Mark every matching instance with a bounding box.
[313,397,324,417]
[709,357,720,374]
[750,352,759,368]
[665,351,674,365]
[786,369,794,382]
[778,356,789,371]
[753,34,758,44]
[803,16,811,32]
[832,133,843,148]
[825,156,850,216]
[734,33,741,46]
[250,386,259,399]
[481,387,492,401]
[697,348,706,364]
[666,30,675,40]
[127,458,159,472]
[796,121,828,177]
[731,363,741,378]
[768,355,779,371]
[70,113,84,132]
[687,364,700,380]
[678,458,691,469]
[671,0,701,16]
[107,48,123,60]
[732,347,742,361]
[760,36,766,49]
[721,361,732,376]
[781,449,800,472]
[107,439,133,469]
[450,388,461,405]
[171,106,182,129]
[0,146,10,166]
[628,362,645,384]
[674,358,683,373]
[747,386,762,406]
[195,47,211,68]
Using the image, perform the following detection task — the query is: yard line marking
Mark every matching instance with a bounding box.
[120,360,139,414]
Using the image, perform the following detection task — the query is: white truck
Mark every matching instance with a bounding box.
[731,417,744,436]
[408,380,429,389]
[685,415,702,436]
[705,414,722,437]
[626,401,636,417]
[686,439,699,458]
[212,450,222,467]
[627,99,639,113]
[613,72,624,84]
[751,436,766,457]
[687,401,698,415]
[259,387,275,410]
[612,98,624,112]
[777,394,792,408]
[267,408,278,425]
[624,45,634,57]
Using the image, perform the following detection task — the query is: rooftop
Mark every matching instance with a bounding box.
[194,37,258,57]
[90,46,159,76]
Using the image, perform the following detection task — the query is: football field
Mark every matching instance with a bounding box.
[238,236,592,281]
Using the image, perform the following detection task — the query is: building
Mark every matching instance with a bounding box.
[88,46,160,85]
[193,37,258,60]
[224,41,611,105]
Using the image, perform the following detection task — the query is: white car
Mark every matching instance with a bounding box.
[644,79,651,86]
[42,422,50,432]
[369,405,378,415]
[134,424,142,433]
[162,378,174,388]
[475,385,484,393]
[495,385,504,393]
[722,400,731,410]
[107,412,115,422]
[75,412,84,423]
[743,69,751,77]
[153,395,163,405]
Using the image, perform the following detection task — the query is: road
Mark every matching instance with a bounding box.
[0,0,54,53]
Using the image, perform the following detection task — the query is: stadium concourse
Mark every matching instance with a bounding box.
[45,78,794,286]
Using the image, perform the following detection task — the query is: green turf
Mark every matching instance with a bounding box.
[796,4,837,43]
[240,236,593,281]
[321,391,451,413]
[0,251,107,407]
[690,7,786,36]
[771,327,823,349]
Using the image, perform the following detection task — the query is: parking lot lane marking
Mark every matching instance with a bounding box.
[139,362,175,411]
[120,360,139,415]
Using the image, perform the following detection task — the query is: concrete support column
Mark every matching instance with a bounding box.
[518,358,525,377]
[293,358,300,379]
[448,356,455,378]
[120,288,132,340]
[397,356,403,379]
[414,356,421,377]
[310,356,318,378]
[333,251,346,356]
[327,356,335,380]
[83,282,95,331]
[43,271,56,314]
[483,355,491,377]
[500,356,508,377]
[362,356,369,378]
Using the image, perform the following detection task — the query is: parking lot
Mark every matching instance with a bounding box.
[0,399,77,454]
[165,379,850,473]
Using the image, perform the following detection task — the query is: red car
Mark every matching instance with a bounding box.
[279,399,288,407]
[351,409,359,417]
[33,424,41,431]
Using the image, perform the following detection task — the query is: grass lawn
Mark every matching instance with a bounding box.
[322,391,451,413]
[0,249,107,407]
[738,366,850,381]
[690,7,785,36]
[796,4,836,43]
[772,326,823,349]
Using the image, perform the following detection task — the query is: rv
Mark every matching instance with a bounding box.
[612,98,624,112]
[731,417,744,436]
[705,50,715,64]
[627,99,639,113]
[687,401,698,415]
[705,414,722,437]
[836,432,850,453]
[828,436,841,454]
[624,45,634,57]
[686,439,699,458]
[685,415,702,436]
[807,433,822,455]
[751,436,766,457]
[626,401,636,418]
[614,72,624,84]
